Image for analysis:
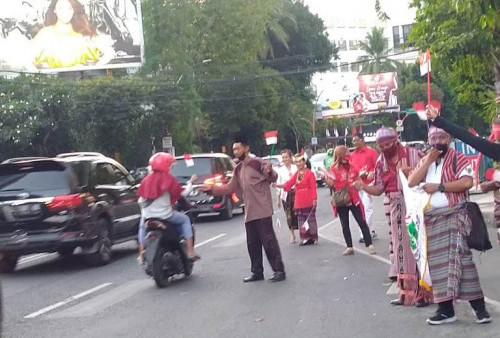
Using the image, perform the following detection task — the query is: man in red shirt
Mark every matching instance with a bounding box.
[350,133,379,242]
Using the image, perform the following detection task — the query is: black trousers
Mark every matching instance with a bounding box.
[245,217,285,275]
[337,205,373,247]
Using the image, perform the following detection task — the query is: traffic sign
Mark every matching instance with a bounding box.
[396,126,404,132]
[396,119,403,127]
[311,137,318,146]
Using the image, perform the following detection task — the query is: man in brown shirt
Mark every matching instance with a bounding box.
[200,136,286,282]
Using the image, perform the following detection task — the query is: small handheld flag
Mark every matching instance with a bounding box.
[184,154,194,167]
[264,131,278,145]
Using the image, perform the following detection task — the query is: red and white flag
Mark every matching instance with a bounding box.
[359,123,363,134]
[352,124,357,136]
[344,125,348,136]
[419,50,431,76]
[184,153,194,167]
[264,130,278,145]
[334,124,339,137]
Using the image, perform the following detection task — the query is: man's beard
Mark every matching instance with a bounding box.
[433,143,449,157]
[238,153,246,161]
[383,145,398,158]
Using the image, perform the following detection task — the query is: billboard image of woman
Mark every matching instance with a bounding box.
[0,0,143,72]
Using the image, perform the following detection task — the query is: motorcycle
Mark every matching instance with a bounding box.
[142,198,196,288]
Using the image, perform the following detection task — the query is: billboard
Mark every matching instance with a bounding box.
[321,72,400,119]
[0,0,143,73]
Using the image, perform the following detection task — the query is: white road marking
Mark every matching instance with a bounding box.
[24,283,113,319]
[195,233,226,248]
[47,280,151,319]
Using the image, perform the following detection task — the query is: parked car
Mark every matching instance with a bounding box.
[309,153,327,186]
[0,153,141,272]
[170,153,243,220]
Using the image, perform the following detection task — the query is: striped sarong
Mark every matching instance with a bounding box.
[425,204,484,303]
[296,207,318,243]
[387,192,433,305]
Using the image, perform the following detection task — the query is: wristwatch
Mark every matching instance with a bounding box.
[438,183,445,192]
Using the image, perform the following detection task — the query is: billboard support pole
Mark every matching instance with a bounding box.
[107,69,113,78]
[426,51,431,129]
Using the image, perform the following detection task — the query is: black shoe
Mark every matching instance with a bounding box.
[415,300,430,308]
[358,238,365,243]
[268,271,286,282]
[371,231,378,240]
[243,274,264,283]
[474,309,491,324]
[426,311,457,325]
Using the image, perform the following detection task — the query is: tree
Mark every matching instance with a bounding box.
[410,0,500,124]
[358,27,400,75]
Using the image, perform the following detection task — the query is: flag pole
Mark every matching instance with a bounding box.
[426,51,431,129]
[270,144,275,157]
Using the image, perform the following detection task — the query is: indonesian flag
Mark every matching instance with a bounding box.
[326,128,331,137]
[359,122,363,134]
[344,125,348,136]
[351,124,357,136]
[334,124,339,137]
[419,50,431,76]
[468,128,479,136]
[265,130,278,145]
[184,153,194,167]
[413,100,441,121]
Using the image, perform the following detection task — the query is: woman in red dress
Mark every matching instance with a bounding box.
[325,146,376,255]
[278,154,318,246]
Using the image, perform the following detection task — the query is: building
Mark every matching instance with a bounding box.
[303,0,418,119]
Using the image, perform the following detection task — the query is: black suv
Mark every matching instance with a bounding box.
[170,153,243,220]
[0,153,141,272]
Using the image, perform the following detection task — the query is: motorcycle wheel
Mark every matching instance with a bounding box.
[152,247,170,288]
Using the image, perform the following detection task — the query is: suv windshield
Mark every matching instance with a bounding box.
[171,157,214,183]
[0,162,72,199]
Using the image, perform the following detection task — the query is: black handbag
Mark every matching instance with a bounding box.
[463,202,493,252]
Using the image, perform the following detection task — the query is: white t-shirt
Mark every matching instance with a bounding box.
[139,182,193,219]
[276,164,298,201]
[425,159,473,209]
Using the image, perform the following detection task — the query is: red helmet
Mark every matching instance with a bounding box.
[149,152,176,172]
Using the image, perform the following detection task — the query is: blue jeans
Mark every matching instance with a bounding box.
[166,210,193,239]
[138,211,192,244]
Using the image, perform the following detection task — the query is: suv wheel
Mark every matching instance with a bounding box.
[0,254,19,273]
[219,197,233,220]
[85,219,112,266]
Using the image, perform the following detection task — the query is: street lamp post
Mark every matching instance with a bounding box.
[312,89,325,144]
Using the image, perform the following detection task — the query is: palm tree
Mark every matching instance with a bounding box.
[357,27,400,75]
[258,0,296,59]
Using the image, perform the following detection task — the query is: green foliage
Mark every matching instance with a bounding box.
[0,0,336,166]
[410,0,500,128]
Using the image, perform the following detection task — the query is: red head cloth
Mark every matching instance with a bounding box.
[138,152,182,202]
[428,126,449,146]
[375,127,398,145]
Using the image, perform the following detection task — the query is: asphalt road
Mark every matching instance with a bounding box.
[2,187,500,338]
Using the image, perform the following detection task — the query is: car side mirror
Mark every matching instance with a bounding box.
[73,185,88,193]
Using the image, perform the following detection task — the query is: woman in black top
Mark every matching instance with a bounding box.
[426,105,500,160]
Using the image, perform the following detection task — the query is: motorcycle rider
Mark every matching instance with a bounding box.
[137,152,198,261]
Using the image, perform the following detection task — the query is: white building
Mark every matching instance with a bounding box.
[303,0,418,118]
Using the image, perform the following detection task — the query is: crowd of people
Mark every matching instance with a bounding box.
[137,104,498,326]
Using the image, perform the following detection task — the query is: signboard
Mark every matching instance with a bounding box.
[0,0,143,73]
[311,137,318,146]
[396,126,404,132]
[162,136,172,149]
[322,72,400,119]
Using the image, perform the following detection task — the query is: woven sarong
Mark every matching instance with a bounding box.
[425,204,484,303]
[283,190,298,230]
[387,192,432,305]
[296,207,318,243]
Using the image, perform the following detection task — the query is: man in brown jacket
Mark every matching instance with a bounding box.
[201,135,286,282]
